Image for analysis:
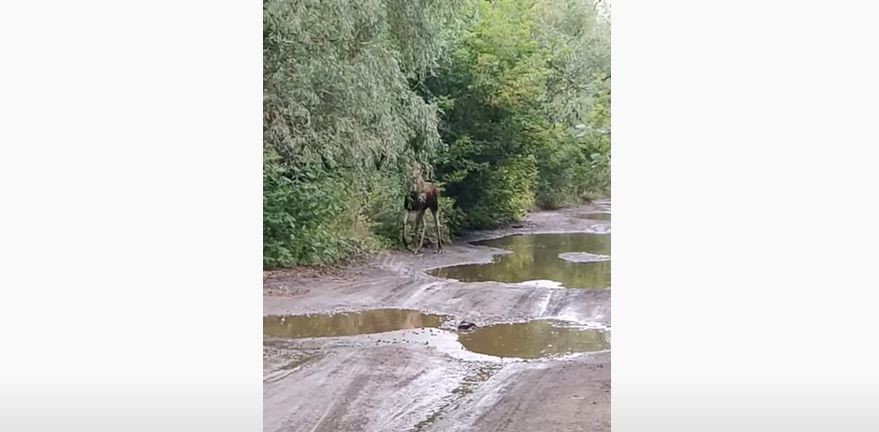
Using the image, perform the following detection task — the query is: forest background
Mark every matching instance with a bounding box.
[264,0,611,267]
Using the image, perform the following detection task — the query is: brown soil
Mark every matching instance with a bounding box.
[264,200,611,432]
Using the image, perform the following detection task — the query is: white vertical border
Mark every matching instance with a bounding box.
[3,0,879,430]
[0,1,263,431]
[613,0,879,430]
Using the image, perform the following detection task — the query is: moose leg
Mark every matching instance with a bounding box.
[431,207,443,253]
[415,209,426,254]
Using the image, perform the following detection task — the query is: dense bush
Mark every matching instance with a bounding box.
[262,0,463,267]
[263,0,610,267]
[429,0,610,228]
[263,152,375,267]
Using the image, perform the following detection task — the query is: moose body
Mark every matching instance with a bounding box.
[402,173,442,254]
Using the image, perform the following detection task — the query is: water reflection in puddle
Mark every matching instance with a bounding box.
[458,320,609,359]
[263,309,449,338]
[430,233,611,289]
[263,312,609,361]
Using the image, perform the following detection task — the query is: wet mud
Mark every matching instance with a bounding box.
[263,201,611,432]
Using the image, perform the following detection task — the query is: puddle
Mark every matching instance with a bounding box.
[457,320,609,359]
[578,212,611,221]
[264,309,449,339]
[430,233,611,289]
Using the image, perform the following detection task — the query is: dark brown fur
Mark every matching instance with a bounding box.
[402,177,442,254]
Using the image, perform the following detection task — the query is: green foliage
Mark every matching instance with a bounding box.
[438,194,465,237]
[461,154,539,228]
[534,125,584,209]
[263,0,610,267]
[263,0,464,267]
[360,169,409,245]
[263,152,375,267]
[263,0,452,170]
[428,0,610,229]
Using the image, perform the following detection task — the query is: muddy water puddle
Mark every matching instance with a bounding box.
[263,309,449,339]
[263,311,608,363]
[430,233,611,289]
[458,320,609,359]
[578,212,611,221]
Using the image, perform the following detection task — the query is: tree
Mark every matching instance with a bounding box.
[262,0,611,266]
[263,0,463,266]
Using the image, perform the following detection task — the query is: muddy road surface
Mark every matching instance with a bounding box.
[264,201,611,432]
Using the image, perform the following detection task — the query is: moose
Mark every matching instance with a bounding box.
[402,166,443,254]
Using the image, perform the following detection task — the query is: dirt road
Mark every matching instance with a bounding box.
[264,201,611,432]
